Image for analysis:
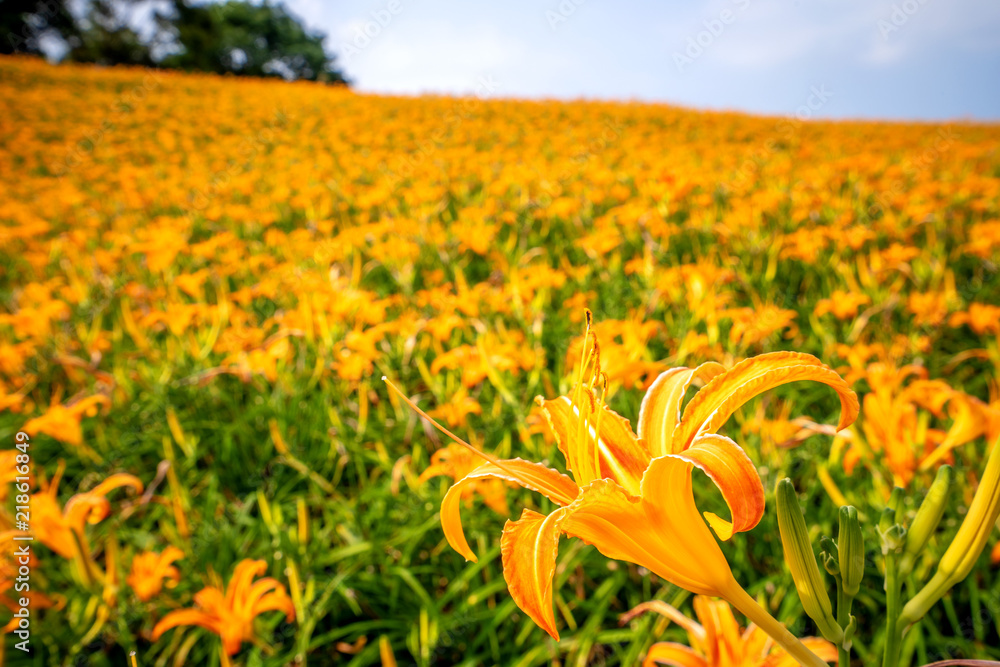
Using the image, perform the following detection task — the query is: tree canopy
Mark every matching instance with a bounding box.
[1,0,81,56]
[0,0,347,83]
[159,1,344,82]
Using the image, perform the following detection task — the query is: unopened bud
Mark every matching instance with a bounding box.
[776,479,844,644]
[900,465,952,576]
[937,440,1000,584]
[900,437,1000,628]
[888,487,905,522]
[881,523,907,555]
[819,536,839,576]
[838,506,865,597]
[843,614,857,651]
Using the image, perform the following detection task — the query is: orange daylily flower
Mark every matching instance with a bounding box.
[430,335,537,389]
[386,320,857,664]
[843,363,997,486]
[33,470,143,560]
[621,596,838,667]
[742,401,807,452]
[419,443,509,515]
[814,290,870,321]
[427,389,483,428]
[907,291,953,327]
[152,559,295,656]
[128,547,184,602]
[221,337,291,383]
[22,395,110,446]
[963,221,1000,259]
[725,305,798,348]
[949,303,1000,336]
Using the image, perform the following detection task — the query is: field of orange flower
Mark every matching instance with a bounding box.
[1,54,1000,666]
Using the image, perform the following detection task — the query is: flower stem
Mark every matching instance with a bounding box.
[882,553,903,667]
[70,529,98,589]
[838,584,854,667]
[725,583,829,667]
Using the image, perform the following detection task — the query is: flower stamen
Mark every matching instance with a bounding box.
[383,376,523,480]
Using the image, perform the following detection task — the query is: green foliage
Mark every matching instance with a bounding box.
[70,0,153,66]
[0,0,347,82]
[0,0,79,55]
[157,0,346,83]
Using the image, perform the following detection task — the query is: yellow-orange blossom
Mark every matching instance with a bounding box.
[621,596,837,667]
[385,327,857,664]
[151,559,295,656]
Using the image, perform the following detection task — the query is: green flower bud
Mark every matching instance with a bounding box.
[843,614,857,651]
[838,506,865,597]
[880,524,907,555]
[879,498,906,555]
[900,437,1000,628]
[776,478,844,644]
[888,486,905,522]
[936,439,1000,585]
[819,536,839,577]
[900,465,952,577]
[878,506,895,535]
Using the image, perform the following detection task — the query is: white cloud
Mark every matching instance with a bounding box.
[284,0,1000,119]
[346,20,522,95]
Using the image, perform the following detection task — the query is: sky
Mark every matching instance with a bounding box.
[282,0,1000,121]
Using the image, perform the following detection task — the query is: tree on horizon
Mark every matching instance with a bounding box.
[0,0,347,84]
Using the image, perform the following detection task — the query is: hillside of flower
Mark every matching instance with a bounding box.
[1,55,1000,666]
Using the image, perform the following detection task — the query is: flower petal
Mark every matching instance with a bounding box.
[418,462,455,484]
[693,595,741,665]
[565,475,733,596]
[225,559,267,609]
[441,458,579,562]
[500,508,566,640]
[501,469,740,640]
[643,643,709,667]
[64,495,111,530]
[152,609,220,641]
[88,472,144,498]
[762,637,838,667]
[671,434,765,540]
[919,393,991,471]
[673,352,860,453]
[620,600,705,640]
[252,589,296,621]
[537,391,649,494]
[639,363,726,457]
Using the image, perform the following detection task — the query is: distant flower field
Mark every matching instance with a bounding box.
[1,55,1000,666]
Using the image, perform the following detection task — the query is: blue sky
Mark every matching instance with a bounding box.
[284,0,1000,120]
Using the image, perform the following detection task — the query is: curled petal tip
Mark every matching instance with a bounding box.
[836,391,861,431]
[703,512,735,541]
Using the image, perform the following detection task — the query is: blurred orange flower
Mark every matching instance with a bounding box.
[622,596,837,667]
[419,443,508,515]
[128,547,184,602]
[33,471,143,560]
[152,559,295,656]
[814,290,870,321]
[22,395,110,447]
